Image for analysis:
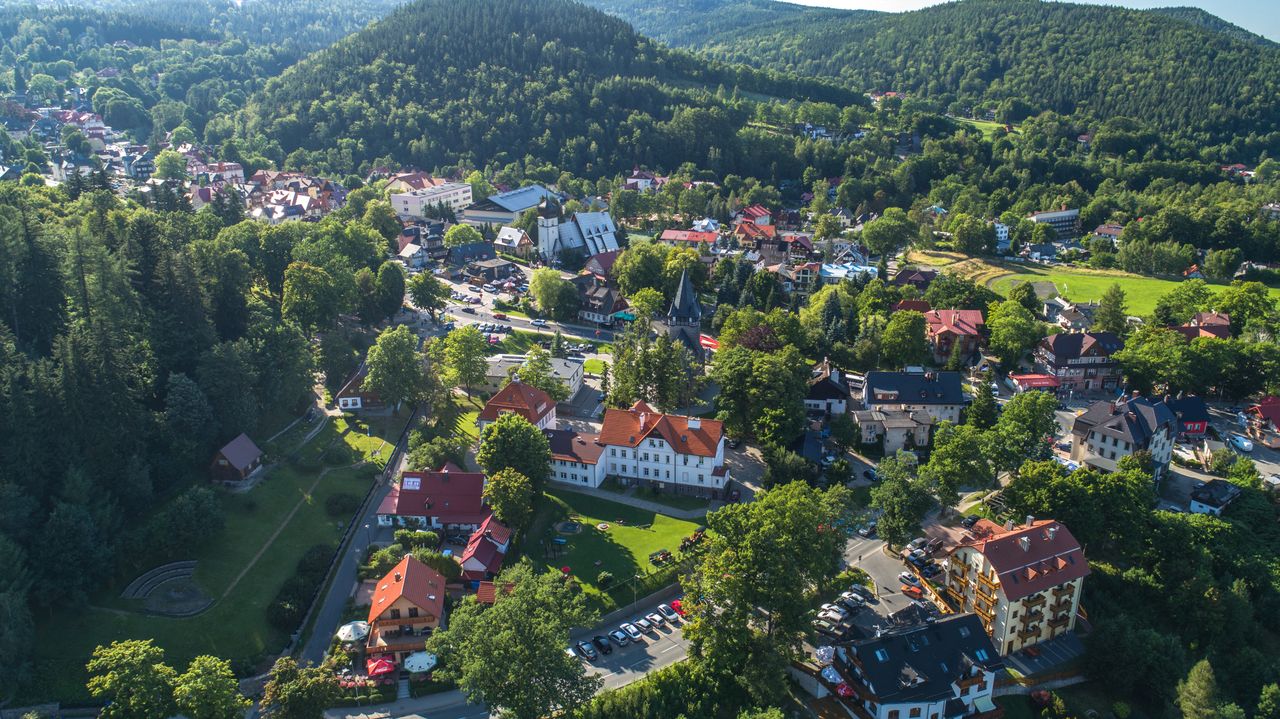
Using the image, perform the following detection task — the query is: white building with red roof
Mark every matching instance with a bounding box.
[476,379,556,431]
[942,518,1090,655]
[376,463,489,530]
[598,401,729,498]
[458,514,511,582]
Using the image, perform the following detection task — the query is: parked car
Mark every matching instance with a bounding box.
[608,629,630,646]
[658,603,680,622]
[820,603,849,618]
[621,623,643,641]
[898,571,921,587]
[531,318,548,327]
[576,641,598,660]
[838,591,865,609]
[863,469,879,481]
[857,522,877,538]
[592,635,613,655]
[635,617,655,634]
[908,537,928,551]
[901,584,924,599]
[1229,434,1254,453]
[813,617,839,633]
[921,564,943,579]
[817,610,845,623]
[468,285,481,293]
[492,312,508,320]
[961,514,981,529]
[646,612,665,627]
[461,306,476,314]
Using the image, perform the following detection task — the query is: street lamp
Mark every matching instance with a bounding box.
[632,574,643,612]
[363,523,371,546]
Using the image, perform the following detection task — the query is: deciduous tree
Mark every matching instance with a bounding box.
[482,468,534,533]
[364,325,426,410]
[260,657,337,719]
[444,223,483,248]
[477,413,551,490]
[86,640,177,719]
[174,655,251,719]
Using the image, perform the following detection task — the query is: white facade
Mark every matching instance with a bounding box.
[603,433,727,493]
[552,455,605,487]
[391,182,473,220]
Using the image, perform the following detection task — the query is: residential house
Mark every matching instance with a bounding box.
[583,250,621,284]
[448,241,495,268]
[1041,297,1098,332]
[623,167,666,192]
[853,409,934,454]
[806,358,852,415]
[210,433,263,483]
[493,226,534,259]
[1091,224,1124,248]
[546,429,606,487]
[863,370,966,424]
[390,182,473,220]
[891,268,938,292]
[1189,479,1242,516]
[482,354,584,396]
[375,463,489,530]
[599,401,729,498]
[924,310,985,365]
[1245,397,1280,449]
[462,185,555,226]
[535,196,620,262]
[458,514,511,582]
[1033,332,1124,393]
[1027,208,1080,239]
[1173,311,1230,340]
[467,258,518,283]
[397,243,428,269]
[476,380,557,432]
[894,299,932,313]
[658,229,719,250]
[578,280,626,326]
[384,171,444,194]
[819,262,877,285]
[824,613,1004,719]
[1023,243,1057,262]
[1165,394,1210,438]
[738,204,772,226]
[692,217,720,233]
[994,221,1010,254]
[336,363,386,413]
[366,555,446,662]
[942,518,1090,655]
[1183,265,1205,280]
[1070,394,1176,477]
[732,220,777,248]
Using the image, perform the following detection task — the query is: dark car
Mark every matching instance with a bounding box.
[863,469,879,481]
[921,563,943,578]
[576,640,598,661]
[591,635,613,655]
[461,306,476,314]
[961,515,981,529]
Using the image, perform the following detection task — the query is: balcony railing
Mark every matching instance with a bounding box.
[1017,627,1041,641]
[1023,594,1045,609]
[1048,615,1070,630]
[1050,599,1072,615]
[1052,585,1074,601]
[975,586,997,605]
[1020,610,1044,627]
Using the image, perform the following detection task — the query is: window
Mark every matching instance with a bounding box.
[888,711,900,719]
[408,607,419,618]
[610,448,616,457]
[390,609,401,619]
[643,453,650,461]
[974,649,989,661]
[874,649,889,661]
[910,708,922,717]
[960,685,970,696]
[643,468,650,477]
[665,471,670,479]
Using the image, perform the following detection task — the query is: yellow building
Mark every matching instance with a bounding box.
[942,518,1089,655]
[366,555,446,663]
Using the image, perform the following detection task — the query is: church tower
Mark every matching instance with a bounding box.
[664,269,704,358]
[536,195,562,262]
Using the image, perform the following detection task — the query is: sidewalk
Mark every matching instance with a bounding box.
[552,483,715,520]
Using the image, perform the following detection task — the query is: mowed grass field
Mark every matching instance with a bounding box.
[23,412,408,704]
[527,490,702,611]
[906,251,1280,316]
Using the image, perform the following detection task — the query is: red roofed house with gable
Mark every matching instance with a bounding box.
[1247,396,1280,448]
[658,229,719,249]
[376,463,489,530]
[458,513,512,582]
[598,401,729,498]
[738,204,772,226]
[924,309,985,364]
[476,379,556,432]
[366,555,446,662]
[942,518,1090,655]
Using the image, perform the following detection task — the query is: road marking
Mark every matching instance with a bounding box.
[660,644,682,653]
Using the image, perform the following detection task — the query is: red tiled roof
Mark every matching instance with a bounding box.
[377,465,488,525]
[475,581,514,604]
[478,381,554,425]
[1009,373,1060,389]
[598,401,723,457]
[954,520,1090,602]
[459,516,508,580]
[1192,311,1230,328]
[660,229,718,244]
[368,555,446,624]
[1249,397,1280,426]
[741,204,771,219]
[734,222,777,240]
[893,299,932,313]
[924,309,985,338]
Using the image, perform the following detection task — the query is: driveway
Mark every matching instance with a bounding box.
[1003,632,1085,676]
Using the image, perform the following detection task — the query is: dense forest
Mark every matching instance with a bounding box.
[585,0,1280,158]
[232,0,862,178]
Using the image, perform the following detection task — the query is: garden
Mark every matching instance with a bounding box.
[525,490,705,611]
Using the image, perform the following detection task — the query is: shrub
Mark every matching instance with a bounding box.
[597,571,613,588]
[325,492,361,518]
[324,444,355,466]
[298,544,336,581]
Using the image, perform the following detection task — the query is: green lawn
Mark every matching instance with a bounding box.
[526,491,701,611]
[584,358,606,375]
[988,264,1280,315]
[453,396,483,440]
[21,412,410,704]
[951,116,1007,139]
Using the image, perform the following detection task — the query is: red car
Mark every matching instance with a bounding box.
[901,585,923,599]
[492,312,508,320]
[669,599,686,617]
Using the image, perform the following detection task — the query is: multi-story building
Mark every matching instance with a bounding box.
[476,380,557,432]
[826,613,1004,719]
[375,463,489,530]
[806,358,852,415]
[863,370,966,424]
[390,182,473,220]
[942,519,1090,655]
[545,429,606,487]
[482,354,583,397]
[924,310,985,365]
[1070,394,1176,477]
[598,401,729,498]
[1027,208,1081,239]
[1033,332,1123,393]
[366,555,446,663]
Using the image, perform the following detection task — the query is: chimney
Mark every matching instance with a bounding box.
[1004,520,1014,531]
[1025,515,1035,528]
[394,572,403,583]
[688,417,701,430]
[1019,536,1031,552]
[639,412,648,430]
[1047,526,1058,541]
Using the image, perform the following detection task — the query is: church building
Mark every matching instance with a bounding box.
[537,195,620,263]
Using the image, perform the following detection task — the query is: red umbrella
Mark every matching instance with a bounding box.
[366,657,396,677]
[836,682,855,698]
[560,566,571,574]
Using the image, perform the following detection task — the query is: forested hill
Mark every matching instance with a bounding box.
[581,0,875,48]
[584,0,1280,147]
[235,0,862,177]
[1146,6,1276,48]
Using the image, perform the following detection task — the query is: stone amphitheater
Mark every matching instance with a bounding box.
[120,560,213,617]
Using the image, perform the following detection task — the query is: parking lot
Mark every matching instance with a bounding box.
[569,598,693,691]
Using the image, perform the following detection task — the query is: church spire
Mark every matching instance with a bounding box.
[667,269,701,325]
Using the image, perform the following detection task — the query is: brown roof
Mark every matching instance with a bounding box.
[924,309,985,338]
[475,580,515,604]
[545,429,605,465]
[954,520,1090,602]
[893,299,931,313]
[217,433,262,472]
[368,555,446,624]
[377,464,489,525]
[478,381,554,425]
[598,401,723,457]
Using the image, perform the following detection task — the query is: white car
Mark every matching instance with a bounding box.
[530,318,548,327]
[820,603,849,618]
[646,612,666,627]
[817,610,845,623]
[898,571,921,587]
[657,603,680,622]
[1228,434,1254,453]
[620,623,643,641]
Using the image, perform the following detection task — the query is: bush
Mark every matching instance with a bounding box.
[325,492,362,518]
[324,444,356,466]
[597,570,613,588]
[267,544,335,632]
[394,529,439,549]
[298,544,336,581]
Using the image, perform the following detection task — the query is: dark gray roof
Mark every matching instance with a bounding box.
[1039,331,1123,362]
[667,269,702,324]
[1191,479,1242,509]
[1072,396,1176,445]
[842,614,1002,704]
[1166,395,1210,425]
[864,371,964,406]
[218,433,262,472]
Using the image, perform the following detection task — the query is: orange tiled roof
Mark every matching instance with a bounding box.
[598,401,723,458]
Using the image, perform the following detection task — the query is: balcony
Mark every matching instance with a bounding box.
[975,586,997,605]
[1048,615,1070,630]
[1051,585,1074,601]
[1020,610,1044,626]
[1017,627,1041,641]
[1023,594,1045,609]
[1050,598,1072,615]
[974,603,995,621]
[977,572,998,589]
